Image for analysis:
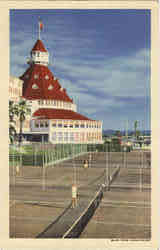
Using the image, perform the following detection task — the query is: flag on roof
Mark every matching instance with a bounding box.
[39,17,44,30]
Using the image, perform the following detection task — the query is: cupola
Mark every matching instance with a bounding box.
[27,39,49,66]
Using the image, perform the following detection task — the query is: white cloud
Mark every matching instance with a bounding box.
[57,48,150,98]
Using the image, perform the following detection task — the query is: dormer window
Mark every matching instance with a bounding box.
[34,74,38,79]
[48,85,53,90]
[32,84,38,89]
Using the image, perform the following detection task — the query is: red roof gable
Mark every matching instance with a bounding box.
[20,64,73,103]
[33,108,93,121]
[31,39,47,52]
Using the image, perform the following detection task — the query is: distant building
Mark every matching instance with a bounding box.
[9,76,23,103]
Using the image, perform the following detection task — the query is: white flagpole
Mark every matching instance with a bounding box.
[38,21,40,40]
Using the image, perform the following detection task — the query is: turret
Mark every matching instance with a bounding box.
[27,19,49,66]
[27,39,49,66]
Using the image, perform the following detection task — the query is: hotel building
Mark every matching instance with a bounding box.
[12,32,103,144]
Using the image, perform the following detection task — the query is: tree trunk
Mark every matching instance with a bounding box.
[18,120,24,147]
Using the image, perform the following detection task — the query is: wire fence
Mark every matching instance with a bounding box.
[9,143,88,168]
[9,142,151,169]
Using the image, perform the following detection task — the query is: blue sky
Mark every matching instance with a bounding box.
[10,9,151,130]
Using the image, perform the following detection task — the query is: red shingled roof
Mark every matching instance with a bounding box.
[20,64,73,103]
[33,108,93,121]
[31,39,47,52]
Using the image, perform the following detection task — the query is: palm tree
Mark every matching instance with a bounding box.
[9,123,17,144]
[9,100,18,144]
[17,100,31,146]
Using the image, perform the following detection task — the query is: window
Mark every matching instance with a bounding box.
[81,132,85,141]
[52,123,56,128]
[70,132,74,142]
[35,122,39,128]
[58,132,63,141]
[34,74,38,79]
[48,85,53,90]
[75,132,79,142]
[64,124,68,128]
[80,124,85,128]
[52,132,56,140]
[64,132,68,141]
[45,122,49,128]
[40,122,44,128]
[58,123,62,128]
[69,124,73,128]
[75,124,79,128]
[32,84,38,89]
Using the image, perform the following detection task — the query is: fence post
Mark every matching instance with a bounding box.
[12,151,15,187]
[34,145,36,167]
[42,136,46,191]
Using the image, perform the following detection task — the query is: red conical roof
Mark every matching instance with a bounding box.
[31,39,47,52]
[33,108,93,121]
[20,64,73,103]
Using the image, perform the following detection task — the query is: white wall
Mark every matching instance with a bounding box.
[31,51,49,66]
